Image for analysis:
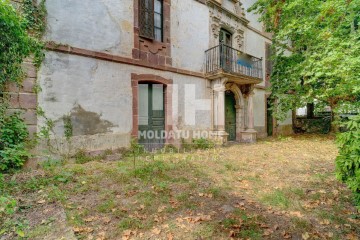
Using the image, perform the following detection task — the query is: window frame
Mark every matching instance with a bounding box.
[133,0,172,66]
[139,0,164,42]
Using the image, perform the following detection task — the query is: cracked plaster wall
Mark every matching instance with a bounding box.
[45,0,134,58]
[38,52,212,150]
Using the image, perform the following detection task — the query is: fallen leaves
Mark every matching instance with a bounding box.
[37,199,46,204]
[319,219,331,225]
[121,230,136,240]
[282,231,292,239]
[157,205,167,213]
[183,214,212,223]
[73,226,94,234]
[198,192,213,198]
[302,232,310,240]
[151,227,161,235]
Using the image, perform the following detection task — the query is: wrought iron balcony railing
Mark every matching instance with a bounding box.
[205,44,263,79]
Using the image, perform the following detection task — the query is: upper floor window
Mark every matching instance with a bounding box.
[139,0,163,42]
[219,28,232,46]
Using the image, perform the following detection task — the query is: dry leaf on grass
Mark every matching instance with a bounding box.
[122,230,136,240]
[302,232,310,240]
[84,216,97,222]
[151,228,161,235]
[282,231,292,239]
[167,233,174,240]
[263,229,273,236]
[73,227,94,234]
[37,199,46,204]
[158,206,167,213]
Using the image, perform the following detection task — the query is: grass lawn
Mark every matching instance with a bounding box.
[1,134,359,239]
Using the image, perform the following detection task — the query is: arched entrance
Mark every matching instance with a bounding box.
[225,90,236,141]
[138,83,165,150]
[131,73,173,151]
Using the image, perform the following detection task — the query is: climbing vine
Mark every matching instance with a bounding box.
[0,0,46,172]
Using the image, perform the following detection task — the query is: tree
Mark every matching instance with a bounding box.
[249,0,360,208]
[249,0,360,120]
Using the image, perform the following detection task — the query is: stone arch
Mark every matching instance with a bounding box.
[226,83,245,141]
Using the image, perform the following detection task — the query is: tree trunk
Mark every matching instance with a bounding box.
[306,103,315,119]
[330,103,339,133]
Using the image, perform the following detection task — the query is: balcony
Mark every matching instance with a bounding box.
[205,44,263,84]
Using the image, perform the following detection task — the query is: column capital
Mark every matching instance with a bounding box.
[248,85,255,95]
[212,78,228,92]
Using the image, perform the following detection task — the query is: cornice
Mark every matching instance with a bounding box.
[206,0,249,26]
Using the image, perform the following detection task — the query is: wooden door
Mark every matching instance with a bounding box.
[225,91,236,141]
[138,83,165,151]
[219,29,233,72]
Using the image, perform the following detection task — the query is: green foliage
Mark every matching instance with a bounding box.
[191,138,215,150]
[249,0,360,209]
[127,138,145,174]
[0,195,17,216]
[63,115,73,140]
[74,150,97,164]
[249,0,360,120]
[0,0,31,87]
[336,115,360,208]
[22,0,47,37]
[0,111,30,171]
[0,0,46,171]
[294,117,331,134]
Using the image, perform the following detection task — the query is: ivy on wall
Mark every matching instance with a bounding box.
[0,0,46,171]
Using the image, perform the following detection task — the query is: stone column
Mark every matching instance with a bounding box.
[240,86,257,143]
[247,90,255,131]
[217,87,226,131]
[211,78,228,144]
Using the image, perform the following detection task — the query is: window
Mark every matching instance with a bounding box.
[219,28,232,46]
[139,0,163,42]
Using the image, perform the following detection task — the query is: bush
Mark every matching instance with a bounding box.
[191,138,215,150]
[336,115,360,209]
[0,112,30,171]
[0,0,32,85]
[0,195,17,217]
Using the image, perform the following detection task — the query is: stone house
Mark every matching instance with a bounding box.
[10,0,293,153]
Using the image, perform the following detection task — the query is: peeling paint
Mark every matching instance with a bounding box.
[69,105,117,136]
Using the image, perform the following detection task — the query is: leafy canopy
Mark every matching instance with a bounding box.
[0,0,31,88]
[249,0,360,119]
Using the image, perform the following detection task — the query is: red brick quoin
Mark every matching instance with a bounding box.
[131,73,173,143]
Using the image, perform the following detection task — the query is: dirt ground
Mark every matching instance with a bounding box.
[1,134,360,239]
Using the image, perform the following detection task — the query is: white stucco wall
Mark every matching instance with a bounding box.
[279,111,293,126]
[38,52,212,141]
[171,0,209,72]
[46,0,134,58]
[242,0,263,32]
[38,0,293,151]
[253,89,265,127]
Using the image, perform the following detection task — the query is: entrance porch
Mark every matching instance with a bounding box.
[205,43,263,144]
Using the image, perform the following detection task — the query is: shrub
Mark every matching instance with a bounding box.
[191,138,215,150]
[336,115,360,209]
[0,0,46,172]
[0,112,30,171]
[0,195,17,217]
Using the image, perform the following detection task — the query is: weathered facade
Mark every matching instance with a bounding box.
[34,0,293,152]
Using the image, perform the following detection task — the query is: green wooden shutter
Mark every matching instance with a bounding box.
[139,0,155,39]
